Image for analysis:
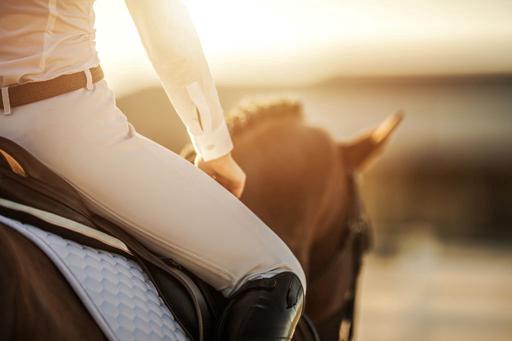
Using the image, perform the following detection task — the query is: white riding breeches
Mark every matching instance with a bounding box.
[0,80,306,297]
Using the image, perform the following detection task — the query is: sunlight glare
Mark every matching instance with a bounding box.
[94,0,512,91]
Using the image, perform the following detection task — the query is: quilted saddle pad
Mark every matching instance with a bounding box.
[0,213,190,341]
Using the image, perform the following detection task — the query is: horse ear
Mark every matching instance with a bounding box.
[340,111,404,172]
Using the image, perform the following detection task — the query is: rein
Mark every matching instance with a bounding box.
[341,175,372,341]
[311,174,372,341]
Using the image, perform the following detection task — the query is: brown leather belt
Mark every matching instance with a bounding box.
[1,65,104,114]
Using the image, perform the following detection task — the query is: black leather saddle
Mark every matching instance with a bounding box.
[0,136,319,341]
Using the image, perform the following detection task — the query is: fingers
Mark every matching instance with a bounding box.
[194,154,247,198]
[215,170,246,198]
[231,172,246,198]
[229,161,247,198]
[193,154,202,167]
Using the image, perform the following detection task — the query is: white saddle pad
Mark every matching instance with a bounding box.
[0,213,190,341]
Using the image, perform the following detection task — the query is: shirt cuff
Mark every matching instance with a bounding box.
[187,119,234,161]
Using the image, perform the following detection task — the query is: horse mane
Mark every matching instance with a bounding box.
[226,97,304,137]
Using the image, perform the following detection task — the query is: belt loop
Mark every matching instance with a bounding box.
[1,87,12,115]
[84,69,94,90]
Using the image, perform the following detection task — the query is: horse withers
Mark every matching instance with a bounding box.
[182,98,403,340]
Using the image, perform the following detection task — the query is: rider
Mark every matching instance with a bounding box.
[0,0,305,339]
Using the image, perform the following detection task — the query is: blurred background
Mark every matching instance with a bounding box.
[94,1,512,340]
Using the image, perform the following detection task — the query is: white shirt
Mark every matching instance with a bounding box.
[0,0,233,161]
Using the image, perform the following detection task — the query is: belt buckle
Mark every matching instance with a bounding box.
[1,87,12,115]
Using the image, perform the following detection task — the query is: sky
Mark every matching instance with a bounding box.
[94,0,512,91]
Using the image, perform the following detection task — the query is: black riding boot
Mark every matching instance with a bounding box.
[215,271,304,341]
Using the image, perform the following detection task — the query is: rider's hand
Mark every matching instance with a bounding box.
[194,152,246,198]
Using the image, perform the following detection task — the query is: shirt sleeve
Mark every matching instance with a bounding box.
[124,0,233,161]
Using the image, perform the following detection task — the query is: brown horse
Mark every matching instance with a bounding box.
[181,98,402,340]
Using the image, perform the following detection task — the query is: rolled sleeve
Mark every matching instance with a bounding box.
[188,119,233,161]
[125,0,233,162]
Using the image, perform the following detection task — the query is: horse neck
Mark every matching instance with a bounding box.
[309,167,354,269]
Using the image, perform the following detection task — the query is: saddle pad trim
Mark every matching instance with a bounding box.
[0,197,130,254]
[0,214,117,341]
